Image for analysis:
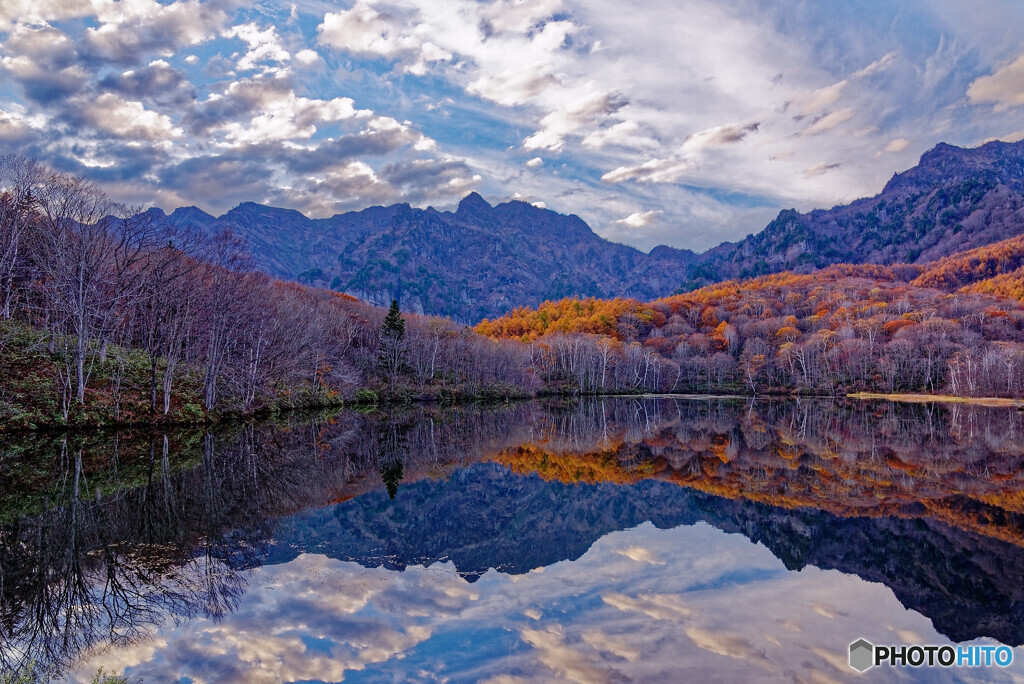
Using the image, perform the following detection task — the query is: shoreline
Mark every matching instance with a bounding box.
[846,392,1024,407]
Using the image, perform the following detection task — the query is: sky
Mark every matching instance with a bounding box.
[2,0,1024,252]
[65,521,1024,683]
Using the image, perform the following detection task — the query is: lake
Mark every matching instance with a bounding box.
[2,397,1024,682]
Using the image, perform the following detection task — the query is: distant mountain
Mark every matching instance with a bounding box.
[149,193,697,322]
[150,139,1024,321]
[696,139,1024,286]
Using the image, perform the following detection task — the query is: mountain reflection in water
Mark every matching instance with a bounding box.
[1,398,1024,682]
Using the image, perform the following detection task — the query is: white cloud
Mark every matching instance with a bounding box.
[82,0,229,63]
[294,49,323,67]
[317,1,453,75]
[581,120,654,150]
[614,209,663,229]
[802,161,841,177]
[480,0,564,34]
[467,64,561,108]
[78,93,182,140]
[682,122,760,153]
[853,50,897,79]
[603,592,693,620]
[0,108,36,142]
[789,81,847,117]
[0,53,90,101]
[581,630,641,661]
[684,626,772,668]
[967,53,1024,109]
[523,90,626,152]
[198,75,372,144]
[520,628,614,683]
[526,157,543,168]
[318,2,413,57]
[602,157,692,185]
[0,0,94,32]
[882,137,911,153]
[224,23,291,73]
[2,23,77,68]
[616,546,665,565]
[798,108,855,136]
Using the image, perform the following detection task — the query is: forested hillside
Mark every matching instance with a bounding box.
[910,233,1024,289]
[476,263,1024,398]
[0,156,538,429]
[149,193,697,322]
[691,140,1024,286]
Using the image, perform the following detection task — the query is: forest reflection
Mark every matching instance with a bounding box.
[497,397,1024,542]
[2,397,1024,678]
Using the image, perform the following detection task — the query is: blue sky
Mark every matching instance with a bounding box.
[2,0,1024,251]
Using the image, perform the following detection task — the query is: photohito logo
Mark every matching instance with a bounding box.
[849,639,874,672]
[849,639,1014,672]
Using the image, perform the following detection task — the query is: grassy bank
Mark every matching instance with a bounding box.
[0,320,346,432]
[0,320,535,432]
[847,392,1024,407]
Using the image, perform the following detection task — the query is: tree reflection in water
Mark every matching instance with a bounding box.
[0,432,258,678]
[1,398,1024,678]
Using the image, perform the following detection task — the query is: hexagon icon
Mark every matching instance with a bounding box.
[849,638,875,672]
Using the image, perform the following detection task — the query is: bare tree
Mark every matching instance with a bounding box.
[132,235,203,413]
[0,155,44,320]
[197,229,252,410]
[34,173,158,403]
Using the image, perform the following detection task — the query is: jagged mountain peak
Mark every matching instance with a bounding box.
[169,205,213,218]
[457,191,492,215]
[221,201,310,221]
[698,137,1024,284]
[919,138,1024,164]
[155,192,692,322]
[167,205,216,226]
[883,138,1024,196]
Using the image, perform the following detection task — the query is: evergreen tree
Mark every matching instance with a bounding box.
[377,420,407,499]
[379,458,404,499]
[378,299,406,384]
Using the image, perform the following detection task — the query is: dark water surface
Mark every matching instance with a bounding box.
[2,397,1024,682]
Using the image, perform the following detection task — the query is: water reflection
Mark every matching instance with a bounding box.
[66,523,1024,683]
[1,398,1024,681]
[266,465,1024,647]
[0,405,544,678]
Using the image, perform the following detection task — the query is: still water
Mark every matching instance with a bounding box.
[2,397,1024,682]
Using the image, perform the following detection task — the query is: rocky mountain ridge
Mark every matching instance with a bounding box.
[150,193,697,322]
[151,139,1024,321]
[697,139,1024,286]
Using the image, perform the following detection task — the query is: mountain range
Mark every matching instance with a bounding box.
[150,139,1024,322]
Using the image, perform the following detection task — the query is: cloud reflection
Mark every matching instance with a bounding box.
[64,522,1024,683]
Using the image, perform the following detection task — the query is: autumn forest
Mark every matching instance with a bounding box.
[5,150,1024,430]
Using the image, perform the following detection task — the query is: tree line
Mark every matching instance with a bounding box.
[0,156,537,427]
[477,264,1024,397]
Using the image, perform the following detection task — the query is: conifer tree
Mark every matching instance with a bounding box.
[378,299,406,384]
